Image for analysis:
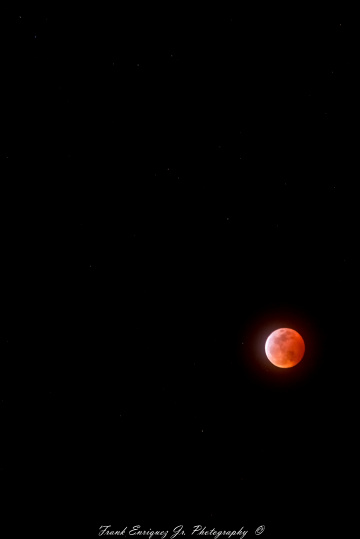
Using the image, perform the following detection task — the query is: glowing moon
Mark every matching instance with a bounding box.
[265,328,305,368]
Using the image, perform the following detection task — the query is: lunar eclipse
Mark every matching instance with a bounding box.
[265,328,305,368]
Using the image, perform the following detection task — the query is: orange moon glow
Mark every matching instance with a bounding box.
[265,328,305,368]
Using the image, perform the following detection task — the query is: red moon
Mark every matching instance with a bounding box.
[265,328,305,368]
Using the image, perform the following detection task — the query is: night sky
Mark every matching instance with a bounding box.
[1,10,355,537]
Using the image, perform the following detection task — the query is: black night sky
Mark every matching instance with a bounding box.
[1,10,355,538]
